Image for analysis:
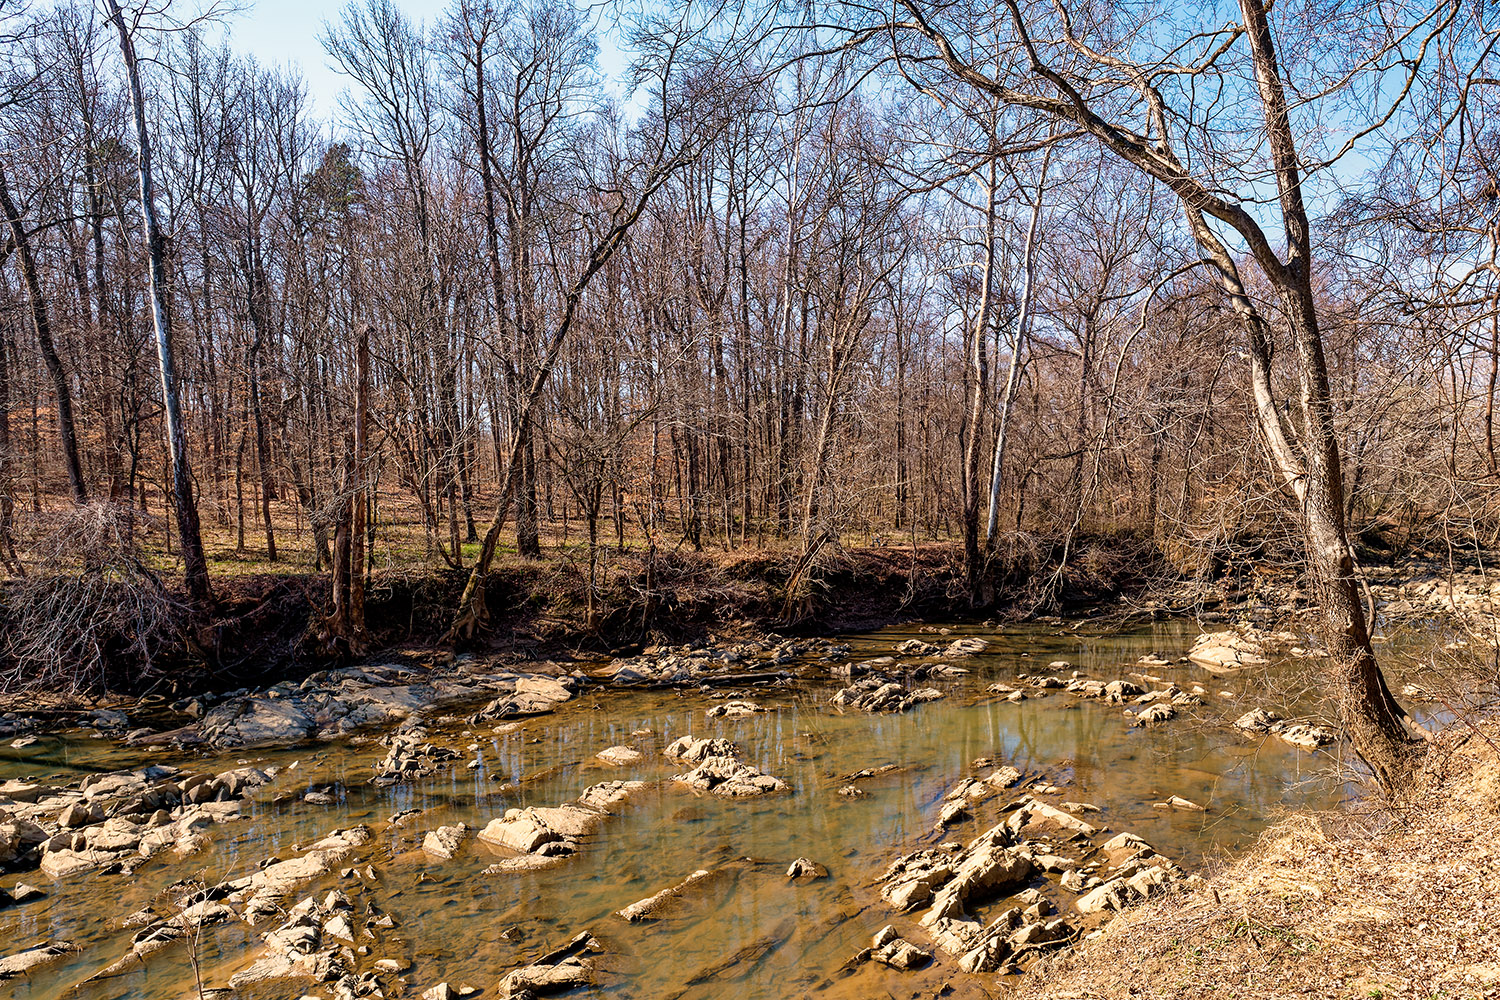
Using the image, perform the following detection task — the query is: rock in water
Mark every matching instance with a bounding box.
[595,745,643,766]
[787,857,828,880]
[422,823,468,860]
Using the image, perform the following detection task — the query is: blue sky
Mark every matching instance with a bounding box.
[221,0,631,120]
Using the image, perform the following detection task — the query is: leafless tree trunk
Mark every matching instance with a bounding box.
[107,0,212,607]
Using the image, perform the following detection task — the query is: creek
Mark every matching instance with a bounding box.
[0,617,1422,999]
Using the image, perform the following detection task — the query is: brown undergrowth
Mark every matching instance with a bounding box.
[0,531,1154,696]
[1012,720,1500,1000]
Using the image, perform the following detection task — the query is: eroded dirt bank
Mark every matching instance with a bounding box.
[1010,717,1500,1000]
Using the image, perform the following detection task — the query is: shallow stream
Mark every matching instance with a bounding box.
[0,618,1405,999]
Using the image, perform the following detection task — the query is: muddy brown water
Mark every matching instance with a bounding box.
[0,618,1429,999]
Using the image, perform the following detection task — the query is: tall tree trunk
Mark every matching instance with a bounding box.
[107,0,212,607]
[0,320,20,573]
[961,158,997,606]
[0,168,89,505]
[985,141,1052,548]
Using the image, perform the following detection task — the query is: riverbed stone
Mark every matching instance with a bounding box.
[873,938,931,970]
[1278,723,1338,749]
[422,823,468,860]
[595,745,643,766]
[201,698,319,748]
[498,955,593,997]
[880,851,956,911]
[576,780,646,813]
[57,802,98,828]
[671,755,787,797]
[830,677,946,713]
[787,857,828,879]
[1006,798,1098,839]
[664,735,737,762]
[1235,708,1284,733]
[944,637,990,657]
[706,699,761,718]
[1131,703,1177,726]
[0,940,80,978]
[40,849,101,878]
[1188,630,1269,671]
[0,817,46,865]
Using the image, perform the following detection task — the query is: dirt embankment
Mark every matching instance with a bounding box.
[1011,719,1500,1000]
[1,533,1158,699]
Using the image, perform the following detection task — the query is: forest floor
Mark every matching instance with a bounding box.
[1012,716,1500,1000]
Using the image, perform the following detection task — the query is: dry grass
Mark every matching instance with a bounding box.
[1012,721,1500,1000]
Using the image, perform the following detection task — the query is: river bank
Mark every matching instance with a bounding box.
[0,610,1486,999]
[1011,714,1500,1000]
[5,532,1497,713]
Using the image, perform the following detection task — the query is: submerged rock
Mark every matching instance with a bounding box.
[617,868,717,921]
[0,940,80,978]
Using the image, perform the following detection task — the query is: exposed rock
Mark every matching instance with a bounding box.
[57,803,98,829]
[1153,796,1206,812]
[873,938,931,970]
[943,637,990,657]
[1130,703,1177,726]
[498,955,593,997]
[617,868,717,921]
[672,755,788,797]
[880,852,956,912]
[664,735,737,763]
[576,780,646,813]
[1188,630,1270,671]
[894,639,940,656]
[0,940,80,978]
[478,806,603,854]
[830,677,946,713]
[595,745,643,766]
[40,849,101,878]
[201,698,318,749]
[477,675,577,720]
[1278,723,1338,749]
[1006,798,1099,839]
[706,700,762,719]
[1234,709,1284,733]
[422,823,469,860]
[787,857,828,880]
[10,883,43,903]
[0,817,46,865]
[1104,680,1146,702]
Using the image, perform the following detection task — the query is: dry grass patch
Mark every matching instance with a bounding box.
[1013,722,1500,1000]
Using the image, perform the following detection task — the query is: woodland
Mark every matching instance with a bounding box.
[0,0,1497,793]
